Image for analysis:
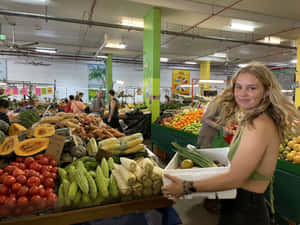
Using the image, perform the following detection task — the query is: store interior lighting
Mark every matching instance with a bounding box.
[35,48,57,54]
[231,21,255,32]
[199,80,225,84]
[97,55,108,59]
[210,52,227,58]
[263,36,281,44]
[160,57,169,62]
[116,80,124,85]
[291,59,297,64]
[238,63,248,68]
[281,90,293,93]
[184,61,197,65]
[106,43,126,49]
[121,18,144,28]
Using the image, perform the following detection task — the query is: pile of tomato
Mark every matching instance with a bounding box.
[0,154,58,217]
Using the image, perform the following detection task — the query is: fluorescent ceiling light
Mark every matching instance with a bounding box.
[97,55,108,59]
[116,80,124,85]
[106,43,126,49]
[199,80,224,84]
[178,84,192,88]
[291,59,297,64]
[281,90,293,93]
[35,49,57,54]
[0,82,6,85]
[184,61,197,65]
[263,36,281,44]
[121,18,144,28]
[238,64,248,68]
[231,21,254,32]
[196,56,226,62]
[160,57,168,62]
[211,52,227,58]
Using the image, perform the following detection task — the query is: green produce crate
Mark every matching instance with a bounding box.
[151,123,199,157]
[276,159,300,176]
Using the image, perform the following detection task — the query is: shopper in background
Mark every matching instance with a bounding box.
[107,89,122,132]
[0,88,8,100]
[164,95,170,104]
[90,90,105,118]
[79,92,84,102]
[71,95,85,114]
[64,95,74,113]
[163,62,300,225]
[0,99,10,126]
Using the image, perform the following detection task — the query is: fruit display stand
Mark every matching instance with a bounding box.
[0,196,173,225]
[151,123,198,158]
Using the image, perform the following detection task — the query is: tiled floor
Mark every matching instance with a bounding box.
[173,198,219,225]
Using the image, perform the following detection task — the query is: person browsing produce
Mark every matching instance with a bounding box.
[107,89,122,132]
[90,90,105,118]
[163,62,300,225]
[0,99,10,126]
[71,95,85,114]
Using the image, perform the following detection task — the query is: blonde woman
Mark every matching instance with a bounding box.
[163,62,299,225]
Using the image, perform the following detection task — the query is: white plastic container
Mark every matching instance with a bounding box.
[163,146,237,199]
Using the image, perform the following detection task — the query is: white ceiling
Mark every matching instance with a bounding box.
[0,0,299,68]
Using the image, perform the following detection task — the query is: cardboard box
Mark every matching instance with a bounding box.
[163,146,237,199]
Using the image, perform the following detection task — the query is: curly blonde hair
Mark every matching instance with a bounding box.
[209,62,299,141]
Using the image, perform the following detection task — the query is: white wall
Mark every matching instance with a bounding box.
[3,56,227,103]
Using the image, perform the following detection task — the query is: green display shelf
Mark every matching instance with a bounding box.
[151,123,198,157]
[276,159,300,176]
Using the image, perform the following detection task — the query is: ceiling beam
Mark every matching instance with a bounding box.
[0,9,296,50]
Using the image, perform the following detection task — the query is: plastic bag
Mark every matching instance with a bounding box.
[211,127,229,148]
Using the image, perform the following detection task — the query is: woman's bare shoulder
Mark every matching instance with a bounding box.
[248,113,277,133]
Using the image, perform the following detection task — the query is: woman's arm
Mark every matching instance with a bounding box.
[164,117,270,196]
[108,100,116,122]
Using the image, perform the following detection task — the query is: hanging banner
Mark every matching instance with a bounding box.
[47,87,53,95]
[88,64,106,102]
[41,88,47,95]
[21,88,28,96]
[0,59,7,81]
[13,88,19,95]
[172,70,190,95]
[4,87,10,95]
[35,88,41,95]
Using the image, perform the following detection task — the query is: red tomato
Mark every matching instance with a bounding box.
[41,165,52,173]
[38,157,49,165]
[4,165,16,175]
[29,162,42,172]
[9,193,16,198]
[16,157,25,163]
[43,177,54,188]
[31,195,41,202]
[35,154,44,160]
[44,155,52,161]
[50,167,58,174]
[29,186,40,196]
[0,185,8,195]
[49,173,57,180]
[17,163,26,170]
[45,188,54,194]
[5,196,16,205]
[0,173,8,183]
[25,169,39,178]
[11,183,22,193]
[23,205,34,215]
[26,176,40,187]
[17,196,29,205]
[9,162,19,167]
[12,168,25,178]
[16,175,27,185]
[47,193,57,199]
[50,160,57,167]
[3,176,16,186]
[39,187,46,197]
[42,171,51,179]
[17,186,29,197]
[0,169,3,176]
[24,157,35,167]
[0,195,6,205]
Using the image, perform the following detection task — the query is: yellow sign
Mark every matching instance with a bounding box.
[47,87,53,95]
[172,70,190,95]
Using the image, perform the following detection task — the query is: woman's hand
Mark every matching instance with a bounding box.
[162,174,184,200]
[223,127,233,137]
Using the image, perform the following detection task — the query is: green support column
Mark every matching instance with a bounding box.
[295,39,300,109]
[143,8,161,122]
[106,54,113,102]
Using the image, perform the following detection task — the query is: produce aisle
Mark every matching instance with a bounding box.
[0,110,179,225]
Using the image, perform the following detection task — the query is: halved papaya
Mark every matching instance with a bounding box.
[8,123,26,136]
[14,138,49,156]
[33,126,55,138]
[0,136,19,156]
